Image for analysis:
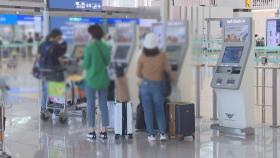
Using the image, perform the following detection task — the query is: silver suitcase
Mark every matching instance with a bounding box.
[114,102,133,139]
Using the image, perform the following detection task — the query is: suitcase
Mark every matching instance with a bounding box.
[168,102,195,141]
[114,102,133,139]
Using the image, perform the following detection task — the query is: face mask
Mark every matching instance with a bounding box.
[58,39,64,44]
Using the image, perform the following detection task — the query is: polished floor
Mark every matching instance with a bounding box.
[1,59,280,158]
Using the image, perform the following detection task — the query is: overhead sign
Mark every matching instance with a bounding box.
[0,14,42,25]
[48,0,102,11]
[107,18,139,25]
[0,14,17,25]
[50,16,103,44]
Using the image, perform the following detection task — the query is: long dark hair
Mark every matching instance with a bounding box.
[143,47,160,57]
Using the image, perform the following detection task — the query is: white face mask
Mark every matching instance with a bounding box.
[58,39,64,44]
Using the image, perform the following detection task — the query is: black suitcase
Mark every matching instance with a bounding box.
[168,102,195,141]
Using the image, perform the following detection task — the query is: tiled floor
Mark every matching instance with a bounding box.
[1,59,280,158]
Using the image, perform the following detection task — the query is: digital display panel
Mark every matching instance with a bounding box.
[48,0,102,11]
[114,46,130,60]
[107,18,139,25]
[115,23,135,43]
[165,45,182,64]
[266,19,280,46]
[73,45,85,59]
[224,18,249,42]
[222,46,243,64]
[49,16,103,44]
[166,22,186,44]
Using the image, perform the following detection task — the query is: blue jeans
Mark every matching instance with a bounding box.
[140,79,166,136]
[86,87,109,128]
[41,80,48,111]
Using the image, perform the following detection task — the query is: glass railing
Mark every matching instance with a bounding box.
[0,42,40,61]
[191,39,280,64]
[0,42,39,49]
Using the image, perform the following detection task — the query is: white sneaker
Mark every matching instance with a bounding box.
[148,135,156,141]
[160,134,168,141]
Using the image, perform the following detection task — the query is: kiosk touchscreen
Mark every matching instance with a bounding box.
[66,45,85,74]
[111,23,136,64]
[72,45,85,59]
[211,18,255,136]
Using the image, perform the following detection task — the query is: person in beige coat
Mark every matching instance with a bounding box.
[137,33,174,142]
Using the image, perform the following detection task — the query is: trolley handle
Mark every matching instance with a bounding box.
[39,67,66,73]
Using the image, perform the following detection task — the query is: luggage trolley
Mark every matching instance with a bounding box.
[0,80,11,158]
[40,68,86,124]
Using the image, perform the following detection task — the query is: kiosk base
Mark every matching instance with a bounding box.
[211,124,255,137]
[0,153,11,158]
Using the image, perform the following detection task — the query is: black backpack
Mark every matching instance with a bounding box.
[32,41,54,79]
[38,41,54,69]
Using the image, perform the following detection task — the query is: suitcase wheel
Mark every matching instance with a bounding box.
[115,134,120,140]
[177,135,184,141]
[40,111,51,121]
[59,112,68,124]
[128,134,133,139]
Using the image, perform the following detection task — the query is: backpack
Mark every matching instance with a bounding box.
[32,41,54,79]
[38,41,54,69]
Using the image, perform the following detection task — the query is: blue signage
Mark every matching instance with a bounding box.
[17,15,35,22]
[48,0,102,11]
[107,18,139,25]
[0,14,42,25]
[0,14,17,25]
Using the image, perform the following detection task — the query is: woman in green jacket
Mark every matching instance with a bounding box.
[82,25,111,140]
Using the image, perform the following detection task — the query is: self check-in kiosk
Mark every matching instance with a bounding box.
[111,22,136,64]
[164,21,188,79]
[151,21,192,101]
[211,17,255,136]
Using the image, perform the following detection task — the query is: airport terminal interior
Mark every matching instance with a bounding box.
[2,0,280,158]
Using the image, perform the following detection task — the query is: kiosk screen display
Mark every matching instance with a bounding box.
[166,25,186,44]
[115,25,134,43]
[166,45,182,59]
[114,46,130,60]
[73,45,84,59]
[222,46,243,63]
[267,19,280,46]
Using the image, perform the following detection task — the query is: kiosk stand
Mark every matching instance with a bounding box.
[111,23,136,140]
[211,18,255,137]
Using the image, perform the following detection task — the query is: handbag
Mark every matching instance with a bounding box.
[32,58,41,79]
